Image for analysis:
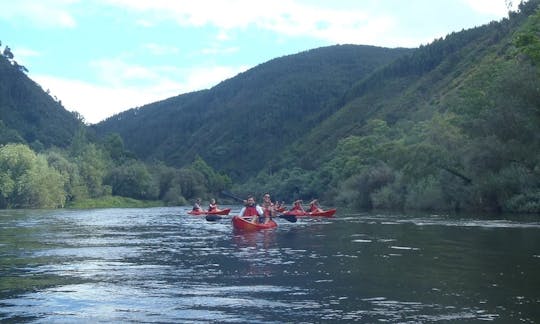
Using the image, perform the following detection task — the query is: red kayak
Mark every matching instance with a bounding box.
[188,208,231,216]
[283,208,337,217]
[232,216,277,231]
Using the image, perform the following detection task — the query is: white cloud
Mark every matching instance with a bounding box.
[8,47,41,66]
[31,63,249,123]
[0,0,77,28]
[142,43,180,55]
[200,45,240,56]
[461,0,517,17]
[102,0,383,43]
[89,59,162,87]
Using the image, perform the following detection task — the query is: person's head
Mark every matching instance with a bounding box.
[210,198,216,204]
[196,198,201,203]
[263,193,271,202]
[246,195,256,206]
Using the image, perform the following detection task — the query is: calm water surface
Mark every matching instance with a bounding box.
[0,207,539,323]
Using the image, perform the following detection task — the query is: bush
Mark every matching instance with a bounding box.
[503,191,540,213]
[404,176,449,211]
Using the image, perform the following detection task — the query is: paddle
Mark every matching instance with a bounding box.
[205,214,222,222]
[221,191,297,223]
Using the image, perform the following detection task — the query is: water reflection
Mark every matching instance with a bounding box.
[232,229,277,249]
[1,208,539,322]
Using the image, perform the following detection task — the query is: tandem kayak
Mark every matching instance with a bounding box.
[232,216,277,231]
[283,208,337,217]
[188,208,231,216]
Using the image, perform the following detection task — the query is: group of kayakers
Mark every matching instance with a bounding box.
[191,194,323,224]
[192,198,218,212]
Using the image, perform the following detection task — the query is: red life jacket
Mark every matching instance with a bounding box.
[309,204,316,212]
[243,205,259,217]
[262,202,273,217]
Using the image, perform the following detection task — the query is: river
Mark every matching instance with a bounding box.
[1,207,539,322]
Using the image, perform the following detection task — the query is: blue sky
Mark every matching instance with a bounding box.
[1,0,518,123]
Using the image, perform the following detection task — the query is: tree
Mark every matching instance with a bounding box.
[75,143,111,198]
[45,150,88,202]
[3,46,13,60]
[105,160,159,200]
[16,155,66,208]
[0,144,66,208]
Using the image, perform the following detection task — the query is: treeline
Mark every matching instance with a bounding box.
[0,131,231,208]
[0,40,28,73]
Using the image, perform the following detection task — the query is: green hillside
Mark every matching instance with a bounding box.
[93,45,412,180]
[2,1,538,213]
[249,0,540,212]
[0,52,83,148]
[94,0,540,213]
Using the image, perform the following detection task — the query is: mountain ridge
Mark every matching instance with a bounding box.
[93,44,413,179]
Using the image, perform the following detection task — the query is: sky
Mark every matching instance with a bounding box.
[1,0,519,124]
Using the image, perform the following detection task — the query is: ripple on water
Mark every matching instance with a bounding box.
[1,207,539,323]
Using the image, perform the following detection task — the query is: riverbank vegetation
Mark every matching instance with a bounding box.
[0,137,230,209]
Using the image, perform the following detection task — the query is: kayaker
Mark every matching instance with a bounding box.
[308,199,323,213]
[208,198,218,212]
[290,199,305,213]
[192,198,203,211]
[238,195,266,224]
[261,193,277,219]
[275,200,286,212]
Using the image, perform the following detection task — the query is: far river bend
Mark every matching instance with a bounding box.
[1,207,539,322]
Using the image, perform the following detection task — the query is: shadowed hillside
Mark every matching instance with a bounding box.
[93,45,412,180]
[0,54,83,148]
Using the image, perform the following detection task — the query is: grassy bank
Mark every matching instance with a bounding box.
[66,196,165,209]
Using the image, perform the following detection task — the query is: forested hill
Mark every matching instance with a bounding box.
[93,45,412,179]
[94,0,540,213]
[250,0,540,212]
[0,52,83,148]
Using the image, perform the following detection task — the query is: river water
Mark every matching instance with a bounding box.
[0,207,539,323]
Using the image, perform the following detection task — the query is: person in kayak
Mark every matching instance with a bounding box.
[290,199,305,213]
[192,198,203,211]
[308,199,323,213]
[261,193,277,220]
[238,195,266,224]
[208,198,218,212]
[275,200,286,212]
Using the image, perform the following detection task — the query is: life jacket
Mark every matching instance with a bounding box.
[262,202,274,217]
[243,205,259,217]
[309,203,317,212]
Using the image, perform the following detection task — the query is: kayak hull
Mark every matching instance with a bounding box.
[232,216,277,231]
[284,208,337,217]
[188,208,231,216]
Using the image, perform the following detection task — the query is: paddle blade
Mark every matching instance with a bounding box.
[221,191,244,202]
[278,214,297,223]
[205,215,222,222]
